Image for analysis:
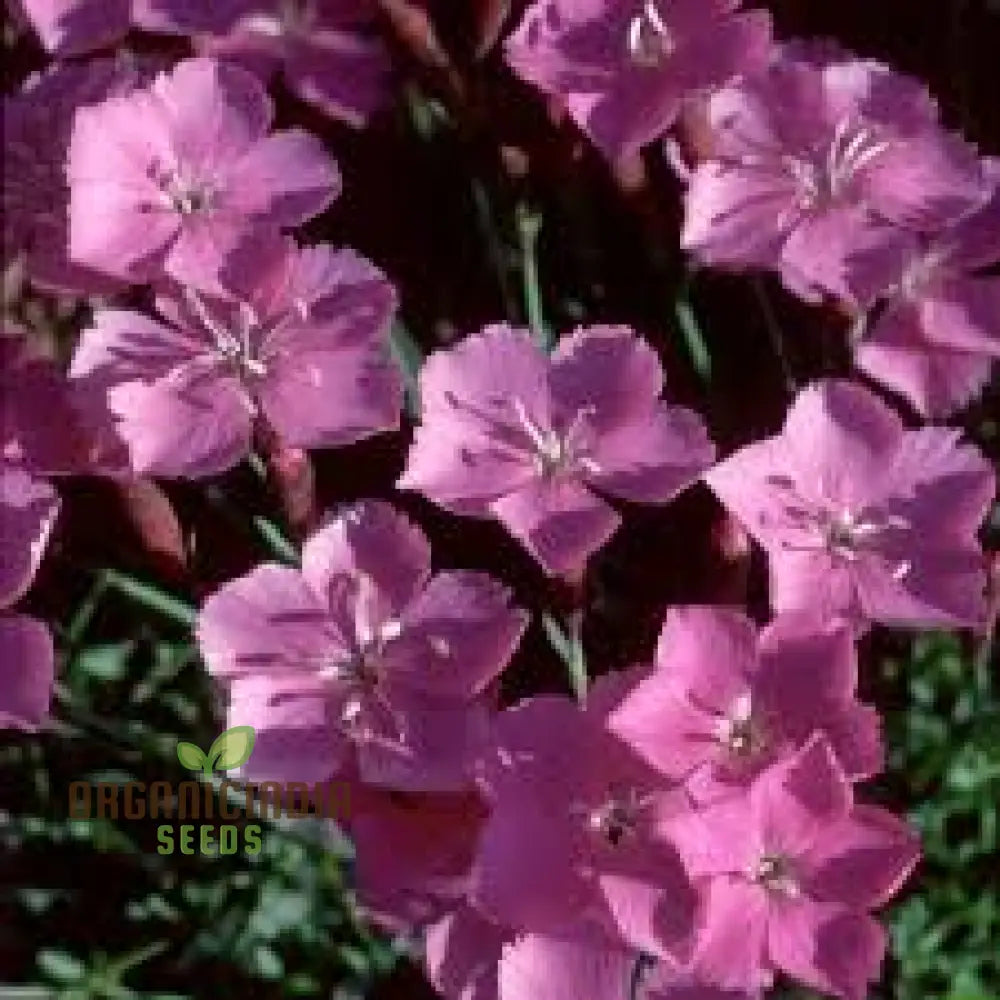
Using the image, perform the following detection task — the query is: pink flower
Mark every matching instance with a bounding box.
[471,692,698,959]
[199,0,391,127]
[609,607,882,798]
[704,380,995,631]
[197,500,528,791]
[20,0,245,55]
[681,51,985,300]
[2,332,126,477]
[426,903,508,1000]
[505,0,772,163]
[848,162,1000,416]
[0,465,61,613]
[0,612,56,731]
[398,325,715,578]
[0,466,60,731]
[69,231,401,478]
[343,786,491,931]
[497,927,759,1000]
[663,735,920,999]
[66,58,340,285]
[3,57,146,295]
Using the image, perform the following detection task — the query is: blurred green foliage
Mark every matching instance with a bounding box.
[1,627,403,998]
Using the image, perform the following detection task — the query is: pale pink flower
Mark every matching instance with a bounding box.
[681,51,985,300]
[66,58,340,285]
[609,607,882,798]
[399,325,715,577]
[663,735,920,999]
[704,380,995,631]
[505,0,772,163]
[198,501,528,791]
[69,231,401,478]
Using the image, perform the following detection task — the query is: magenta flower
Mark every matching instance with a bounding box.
[0,466,60,731]
[69,231,401,478]
[345,786,491,930]
[199,0,391,127]
[20,0,245,55]
[0,612,56,731]
[681,51,985,299]
[3,57,145,296]
[609,607,882,798]
[0,466,61,613]
[471,693,698,959]
[398,325,715,578]
[704,380,995,631]
[497,929,760,1000]
[198,500,528,791]
[664,736,919,999]
[426,903,508,1000]
[505,0,772,163]
[66,58,341,285]
[848,162,1000,416]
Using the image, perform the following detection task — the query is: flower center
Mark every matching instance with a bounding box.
[752,852,800,898]
[787,117,891,209]
[149,159,218,217]
[765,476,911,581]
[184,291,269,381]
[626,0,677,67]
[578,788,645,847]
[511,398,602,479]
[715,693,769,759]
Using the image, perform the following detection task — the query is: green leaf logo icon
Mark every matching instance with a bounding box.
[176,725,256,778]
[208,725,256,771]
[176,742,207,772]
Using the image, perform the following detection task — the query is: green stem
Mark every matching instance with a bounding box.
[98,569,196,629]
[516,202,552,350]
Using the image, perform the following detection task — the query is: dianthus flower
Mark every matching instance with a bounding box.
[663,735,919,999]
[3,57,145,295]
[609,606,882,798]
[20,0,245,55]
[67,58,340,285]
[70,230,401,478]
[681,50,985,300]
[704,380,995,630]
[198,501,528,791]
[505,0,772,163]
[399,325,715,577]
[471,690,697,959]
[199,0,390,126]
[847,161,1000,416]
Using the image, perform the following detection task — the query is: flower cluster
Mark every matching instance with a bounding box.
[3,2,997,999]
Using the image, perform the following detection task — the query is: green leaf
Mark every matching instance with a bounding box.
[176,741,207,771]
[208,725,256,771]
[37,949,87,983]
